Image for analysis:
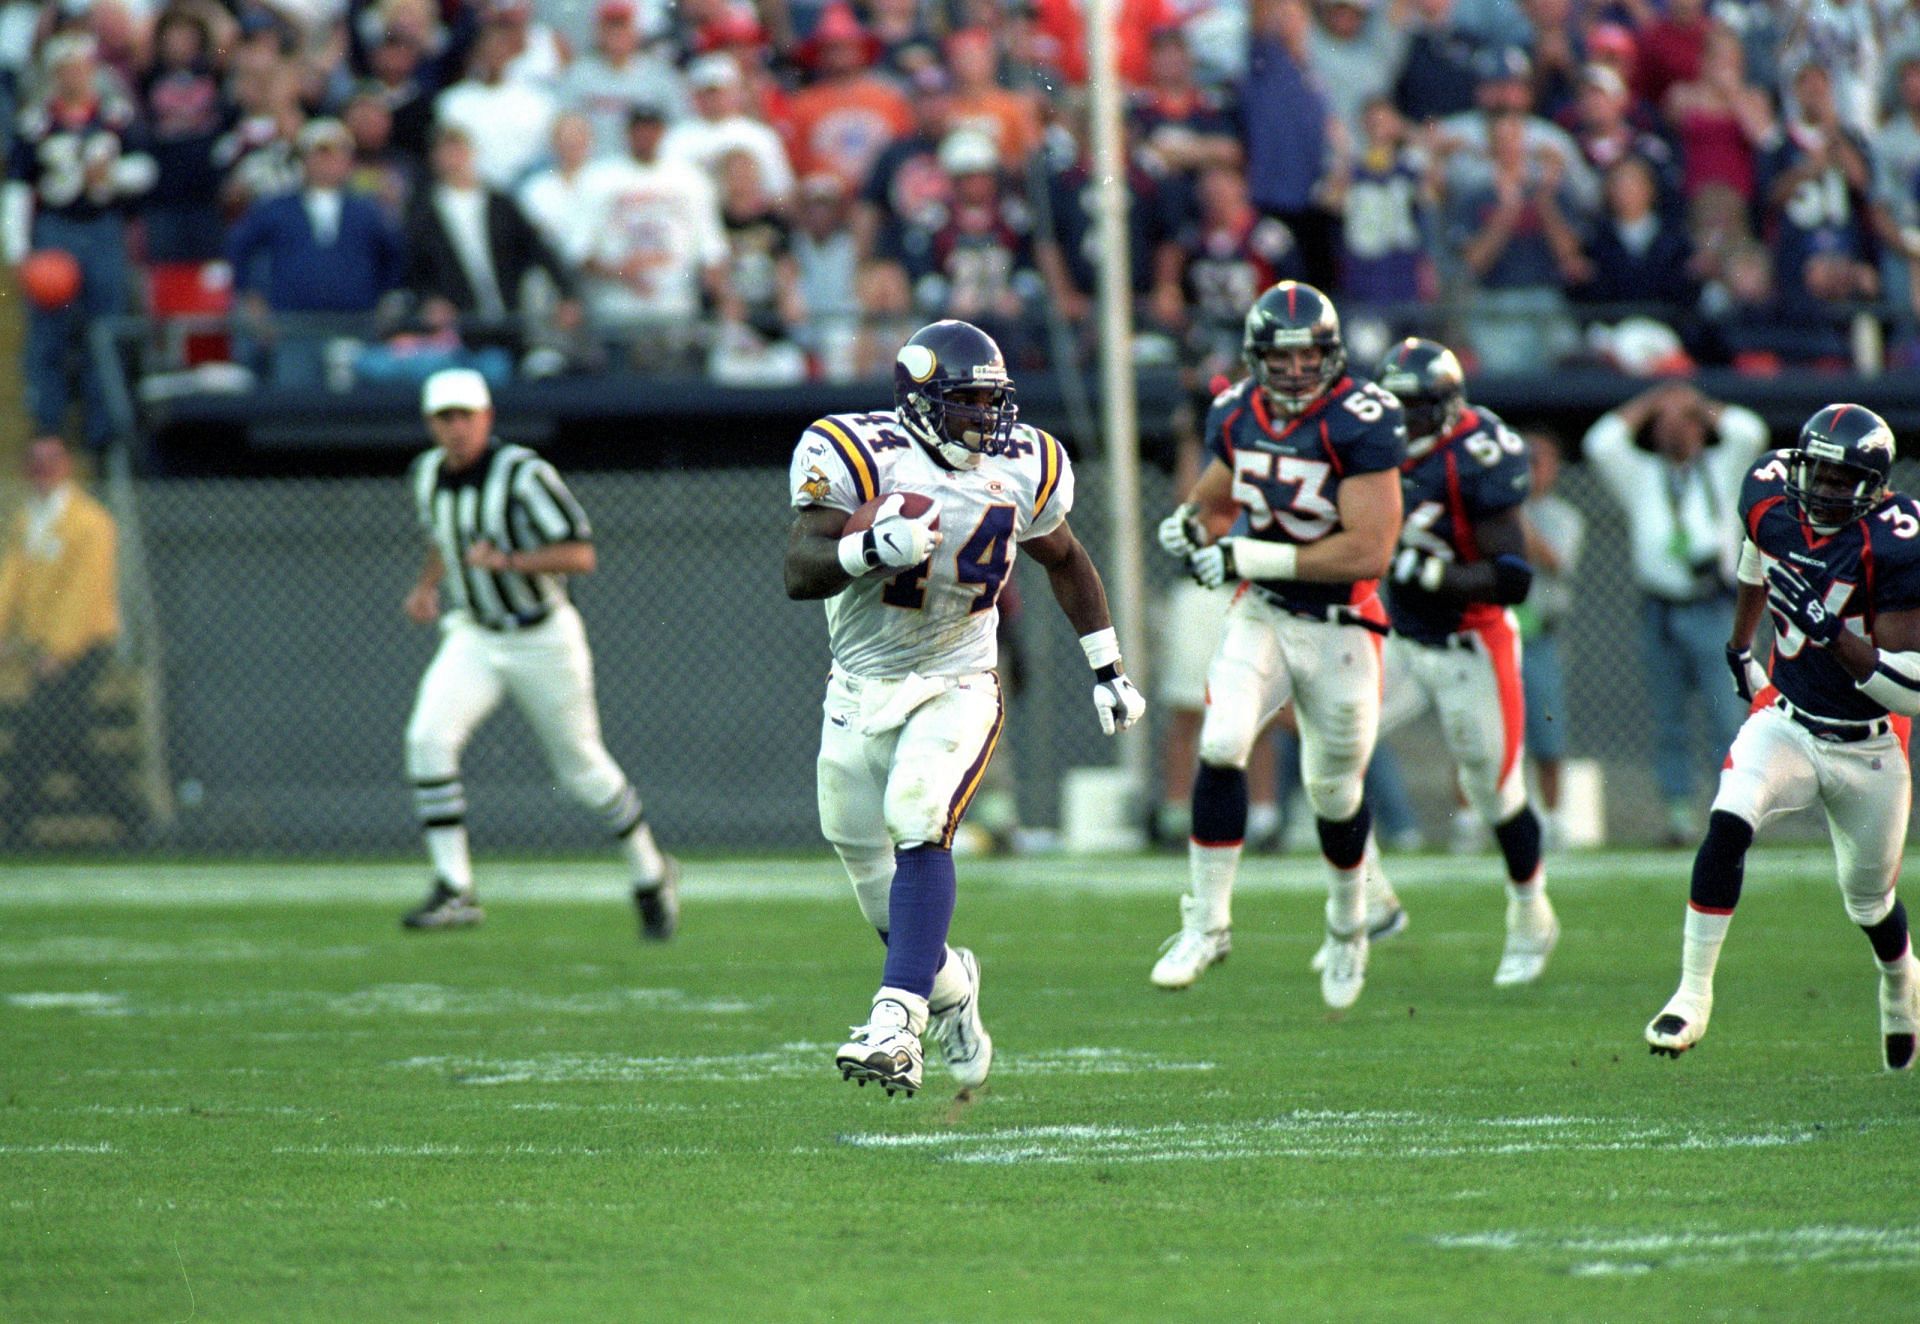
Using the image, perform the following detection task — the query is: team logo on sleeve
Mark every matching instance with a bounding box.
[801,464,833,502]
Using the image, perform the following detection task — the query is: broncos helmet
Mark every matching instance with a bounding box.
[1376,338,1467,458]
[894,320,1018,470]
[1787,403,1896,531]
[1243,281,1345,416]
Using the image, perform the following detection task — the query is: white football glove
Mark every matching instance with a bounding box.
[847,494,941,574]
[1391,548,1447,592]
[1157,503,1204,559]
[1726,644,1768,704]
[1093,668,1146,735]
[1188,541,1232,589]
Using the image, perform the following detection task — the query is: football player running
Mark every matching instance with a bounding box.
[1151,281,1406,1009]
[784,319,1145,1098]
[1646,404,1920,1070]
[1372,338,1559,986]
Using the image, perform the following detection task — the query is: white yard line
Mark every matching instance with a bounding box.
[1434,1224,1920,1273]
[0,848,1840,908]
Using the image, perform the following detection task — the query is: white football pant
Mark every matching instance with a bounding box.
[1379,611,1529,825]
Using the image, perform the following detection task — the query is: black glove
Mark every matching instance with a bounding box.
[1765,562,1842,647]
[1490,554,1534,605]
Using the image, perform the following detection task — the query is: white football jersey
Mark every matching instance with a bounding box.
[789,410,1075,679]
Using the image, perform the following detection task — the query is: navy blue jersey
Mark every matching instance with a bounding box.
[1387,406,1531,643]
[1742,452,1920,720]
[8,94,148,223]
[1204,373,1407,613]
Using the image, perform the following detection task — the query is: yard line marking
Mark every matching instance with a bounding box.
[394,1045,1214,1087]
[0,848,1841,908]
[0,938,372,966]
[835,1112,1825,1165]
[0,1142,117,1154]
[6,992,127,1010]
[1433,1225,1920,1273]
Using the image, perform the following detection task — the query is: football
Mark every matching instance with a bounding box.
[843,490,937,534]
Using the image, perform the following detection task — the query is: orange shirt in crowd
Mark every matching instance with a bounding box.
[782,75,914,187]
[947,87,1042,165]
[1024,0,1180,86]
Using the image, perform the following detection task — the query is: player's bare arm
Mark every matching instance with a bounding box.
[466,539,595,577]
[1294,467,1401,582]
[1731,579,1767,651]
[783,505,855,600]
[1396,506,1531,604]
[1023,520,1114,636]
[404,546,444,624]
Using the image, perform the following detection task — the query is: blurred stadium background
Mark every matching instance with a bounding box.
[7,0,1920,855]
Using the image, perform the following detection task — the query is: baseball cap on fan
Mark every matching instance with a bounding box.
[422,368,492,415]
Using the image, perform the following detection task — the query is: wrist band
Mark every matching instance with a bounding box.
[1079,626,1121,670]
[837,530,875,578]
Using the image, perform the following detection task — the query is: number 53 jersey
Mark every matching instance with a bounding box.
[1742,451,1920,721]
[789,411,1073,679]
[1204,373,1407,615]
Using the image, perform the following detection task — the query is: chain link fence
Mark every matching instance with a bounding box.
[8,449,1916,854]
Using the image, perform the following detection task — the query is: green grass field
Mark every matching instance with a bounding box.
[4,847,1919,1322]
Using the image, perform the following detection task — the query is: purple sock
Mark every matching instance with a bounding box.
[881,844,956,998]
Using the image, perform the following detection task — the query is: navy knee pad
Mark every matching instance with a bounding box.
[1690,810,1754,912]
[1191,763,1249,846]
[1316,801,1373,871]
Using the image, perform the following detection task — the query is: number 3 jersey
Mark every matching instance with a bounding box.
[1741,453,1920,721]
[1204,373,1407,614]
[789,411,1074,679]
[1386,406,1532,643]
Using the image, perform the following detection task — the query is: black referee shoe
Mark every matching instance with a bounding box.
[633,857,680,942]
[402,879,486,930]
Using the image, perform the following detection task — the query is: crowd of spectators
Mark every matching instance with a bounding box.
[8,0,1920,437]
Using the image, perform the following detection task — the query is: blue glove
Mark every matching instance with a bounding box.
[1765,562,1842,647]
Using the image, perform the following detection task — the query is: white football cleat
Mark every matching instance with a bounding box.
[928,947,993,1091]
[835,998,923,1097]
[1319,927,1368,1010]
[1310,894,1409,972]
[1645,991,1712,1058]
[1494,894,1559,987]
[1880,955,1919,1072]
[1151,895,1231,989]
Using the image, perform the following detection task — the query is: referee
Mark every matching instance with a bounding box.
[400,368,679,937]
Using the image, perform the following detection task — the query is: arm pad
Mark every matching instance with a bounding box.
[1489,554,1534,605]
[1857,650,1920,717]
[1223,538,1298,582]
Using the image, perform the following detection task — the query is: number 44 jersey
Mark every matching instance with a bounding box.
[1204,373,1408,615]
[789,411,1074,679]
[1742,451,1920,721]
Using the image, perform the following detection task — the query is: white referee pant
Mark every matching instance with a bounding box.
[1379,609,1529,826]
[1714,698,1912,926]
[405,604,632,818]
[1198,586,1385,823]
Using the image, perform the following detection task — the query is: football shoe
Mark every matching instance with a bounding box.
[1320,926,1368,1010]
[928,947,993,1091]
[401,878,485,930]
[632,855,680,942]
[1150,896,1231,989]
[836,998,924,1097]
[1645,991,1712,1058]
[1494,894,1559,986]
[1880,954,1920,1072]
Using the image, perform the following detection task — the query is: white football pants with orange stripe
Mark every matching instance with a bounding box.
[1715,702,1910,925]
[816,668,1004,928]
[1198,588,1384,823]
[1379,611,1528,826]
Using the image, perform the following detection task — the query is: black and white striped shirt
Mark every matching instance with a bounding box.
[410,441,592,629]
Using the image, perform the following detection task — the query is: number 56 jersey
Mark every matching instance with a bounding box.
[1204,373,1407,615]
[789,411,1074,679]
[1742,451,1920,721]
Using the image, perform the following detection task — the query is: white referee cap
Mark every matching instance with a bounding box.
[421,368,492,416]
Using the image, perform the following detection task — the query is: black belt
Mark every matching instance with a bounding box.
[1407,632,1477,652]
[477,606,554,633]
[1250,585,1391,636]
[1775,697,1890,743]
